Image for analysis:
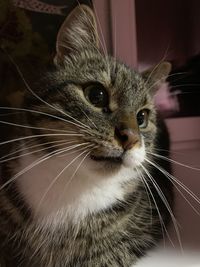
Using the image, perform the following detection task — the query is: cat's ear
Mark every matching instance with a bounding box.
[54,4,99,65]
[142,62,172,93]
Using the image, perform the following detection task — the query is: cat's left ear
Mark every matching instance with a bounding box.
[142,62,172,94]
[54,4,99,65]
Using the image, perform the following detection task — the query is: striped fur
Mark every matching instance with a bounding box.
[0,5,173,266]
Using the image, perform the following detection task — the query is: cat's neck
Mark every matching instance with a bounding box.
[15,146,139,227]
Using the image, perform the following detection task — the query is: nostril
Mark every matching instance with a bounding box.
[114,127,139,150]
[114,127,128,143]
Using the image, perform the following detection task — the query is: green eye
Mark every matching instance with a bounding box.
[137,109,149,128]
[84,84,109,108]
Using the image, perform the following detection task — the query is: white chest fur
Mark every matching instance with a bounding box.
[16,149,141,226]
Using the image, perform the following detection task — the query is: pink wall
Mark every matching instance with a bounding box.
[109,0,137,68]
[93,0,137,68]
[135,0,200,68]
[94,0,200,69]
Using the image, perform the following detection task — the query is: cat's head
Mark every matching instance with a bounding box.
[24,5,171,177]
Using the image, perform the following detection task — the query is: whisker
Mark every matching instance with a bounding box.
[58,148,93,205]
[144,50,171,87]
[141,163,179,225]
[135,167,153,226]
[137,167,168,248]
[91,3,108,58]
[36,147,93,213]
[146,155,200,216]
[0,107,89,131]
[0,143,91,192]
[0,141,88,163]
[145,62,164,88]
[91,3,111,75]
[57,143,93,157]
[0,119,77,133]
[0,152,55,192]
[147,72,189,92]
[78,107,98,130]
[56,88,97,131]
[3,52,92,131]
[0,139,78,161]
[140,163,183,251]
[152,165,200,217]
[113,10,117,59]
[0,133,83,146]
[147,152,200,171]
[145,157,200,208]
[170,84,200,90]
[152,148,186,157]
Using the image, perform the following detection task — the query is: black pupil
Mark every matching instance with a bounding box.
[137,111,145,126]
[87,86,108,107]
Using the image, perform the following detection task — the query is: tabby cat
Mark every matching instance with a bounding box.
[0,4,173,267]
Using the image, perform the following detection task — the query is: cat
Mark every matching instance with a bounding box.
[0,4,173,267]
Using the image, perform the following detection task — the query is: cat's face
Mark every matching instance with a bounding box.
[24,5,171,176]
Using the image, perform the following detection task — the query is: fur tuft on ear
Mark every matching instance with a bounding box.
[54,4,99,65]
[142,62,172,93]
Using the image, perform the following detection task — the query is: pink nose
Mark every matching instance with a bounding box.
[114,128,139,150]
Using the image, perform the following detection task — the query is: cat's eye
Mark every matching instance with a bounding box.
[84,84,109,108]
[137,109,149,128]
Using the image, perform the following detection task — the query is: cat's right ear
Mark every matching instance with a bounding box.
[142,62,172,93]
[54,5,99,65]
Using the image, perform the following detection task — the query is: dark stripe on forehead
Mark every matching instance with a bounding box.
[39,80,77,96]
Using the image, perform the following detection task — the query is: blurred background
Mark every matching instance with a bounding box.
[0,0,200,265]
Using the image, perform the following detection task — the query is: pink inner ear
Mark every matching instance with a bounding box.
[154,82,180,115]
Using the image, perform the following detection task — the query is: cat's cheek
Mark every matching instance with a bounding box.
[123,145,146,168]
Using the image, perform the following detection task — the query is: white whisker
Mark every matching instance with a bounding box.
[137,167,168,248]
[146,157,200,205]
[91,3,111,74]
[57,143,93,157]
[58,148,93,205]
[146,157,200,212]
[3,53,91,131]
[147,151,200,171]
[0,139,78,161]
[78,107,98,130]
[35,147,93,214]
[147,72,188,92]
[0,133,83,146]
[90,3,108,58]
[0,143,91,192]
[135,166,153,226]
[0,141,86,163]
[140,163,182,251]
[0,107,89,131]
[0,119,76,133]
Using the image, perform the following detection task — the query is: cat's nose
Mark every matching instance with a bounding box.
[114,127,139,150]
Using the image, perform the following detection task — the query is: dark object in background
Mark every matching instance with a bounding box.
[168,55,200,117]
[25,0,92,53]
[12,0,92,54]
[0,0,91,107]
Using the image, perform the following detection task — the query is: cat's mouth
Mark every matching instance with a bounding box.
[90,155,123,164]
[90,144,145,168]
